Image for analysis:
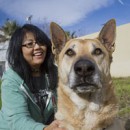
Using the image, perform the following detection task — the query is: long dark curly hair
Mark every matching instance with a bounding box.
[7,24,57,92]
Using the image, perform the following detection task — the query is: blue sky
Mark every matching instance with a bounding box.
[0,0,130,36]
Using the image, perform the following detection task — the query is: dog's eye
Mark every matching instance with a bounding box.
[65,49,75,56]
[93,48,103,55]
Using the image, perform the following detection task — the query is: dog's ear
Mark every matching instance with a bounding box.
[50,22,68,55]
[98,19,116,53]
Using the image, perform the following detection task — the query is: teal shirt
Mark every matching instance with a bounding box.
[0,68,56,130]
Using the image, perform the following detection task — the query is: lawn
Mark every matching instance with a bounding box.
[0,77,130,117]
[113,77,130,117]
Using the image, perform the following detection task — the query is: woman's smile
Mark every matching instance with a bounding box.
[22,32,47,68]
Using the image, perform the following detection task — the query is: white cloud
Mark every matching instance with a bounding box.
[118,0,124,5]
[0,0,114,26]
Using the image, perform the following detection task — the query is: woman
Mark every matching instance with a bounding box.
[0,24,65,130]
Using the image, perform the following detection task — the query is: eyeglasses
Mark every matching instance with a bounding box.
[22,41,44,48]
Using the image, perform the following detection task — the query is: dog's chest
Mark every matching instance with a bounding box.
[71,93,102,130]
[82,110,100,130]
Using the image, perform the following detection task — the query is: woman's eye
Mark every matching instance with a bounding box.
[27,42,33,46]
[65,49,75,56]
[93,48,103,55]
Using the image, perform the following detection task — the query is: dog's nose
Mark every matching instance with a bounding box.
[74,59,95,77]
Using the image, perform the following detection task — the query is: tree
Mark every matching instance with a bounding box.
[65,31,77,39]
[1,19,20,39]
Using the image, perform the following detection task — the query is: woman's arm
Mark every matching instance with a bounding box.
[1,79,45,130]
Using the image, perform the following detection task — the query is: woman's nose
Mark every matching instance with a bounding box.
[34,43,40,48]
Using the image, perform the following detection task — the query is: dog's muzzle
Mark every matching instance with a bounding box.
[69,59,101,93]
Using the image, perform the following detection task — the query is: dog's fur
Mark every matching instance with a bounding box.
[50,19,124,130]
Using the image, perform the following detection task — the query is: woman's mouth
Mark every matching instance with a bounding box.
[33,52,43,56]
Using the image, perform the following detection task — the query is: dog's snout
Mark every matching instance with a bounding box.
[74,60,95,77]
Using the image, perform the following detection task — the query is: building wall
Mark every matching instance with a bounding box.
[0,41,8,78]
[79,23,130,77]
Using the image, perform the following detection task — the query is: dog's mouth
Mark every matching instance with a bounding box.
[68,59,102,93]
[72,82,99,93]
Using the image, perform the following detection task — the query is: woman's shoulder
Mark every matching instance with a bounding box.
[2,68,23,84]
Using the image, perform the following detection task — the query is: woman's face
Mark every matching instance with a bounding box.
[22,32,47,69]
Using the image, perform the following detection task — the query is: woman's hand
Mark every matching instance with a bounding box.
[44,120,66,130]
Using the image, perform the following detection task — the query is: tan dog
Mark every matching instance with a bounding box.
[50,19,125,130]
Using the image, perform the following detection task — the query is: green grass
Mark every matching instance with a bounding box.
[0,77,130,116]
[113,77,130,117]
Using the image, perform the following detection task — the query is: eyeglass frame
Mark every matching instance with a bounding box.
[22,41,45,48]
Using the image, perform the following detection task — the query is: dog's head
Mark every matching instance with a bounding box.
[50,19,116,94]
